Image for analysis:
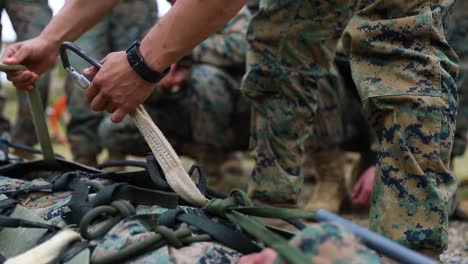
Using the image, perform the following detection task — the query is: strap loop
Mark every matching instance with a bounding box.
[79,200,136,240]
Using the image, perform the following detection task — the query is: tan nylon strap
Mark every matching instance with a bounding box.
[130,106,208,206]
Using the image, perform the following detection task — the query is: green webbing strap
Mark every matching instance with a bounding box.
[234,206,316,219]
[0,64,26,71]
[27,85,56,162]
[177,210,261,254]
[0,63,56,163]
[227,211,310,263]
[203,189,318,264]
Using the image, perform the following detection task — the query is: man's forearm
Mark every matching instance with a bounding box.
[40,0,119,46]
[140,0,248,73]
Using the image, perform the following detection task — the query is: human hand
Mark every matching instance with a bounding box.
[84,51,155,122]
[237,248,278,264]
[158,63,189,90]
[2,37,58,90]
[352,165,376,207]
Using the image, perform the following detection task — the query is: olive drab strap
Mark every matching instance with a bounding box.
[203,189,316,264]
[27,83,57,163]
[0,63,57,164]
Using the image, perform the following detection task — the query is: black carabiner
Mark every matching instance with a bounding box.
[59,41,103,88]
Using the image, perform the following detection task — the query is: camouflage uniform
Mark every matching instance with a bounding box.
[0,0,52,145]
[244,0,458,253]
[65,0,158,164]
[98,9,251,164]
[449,0,468,158]
[192,6,250,78]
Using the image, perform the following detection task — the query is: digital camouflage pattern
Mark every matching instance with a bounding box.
[0,0,52,145]
[303,65,344,152]
[91,214,243,264]
[192,6,250,71]
[0,174,381,263]
[449,0,468,157]
[243,0,458,252]
[65,0,158,162]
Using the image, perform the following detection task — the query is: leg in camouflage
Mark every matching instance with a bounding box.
[0,86,10,134]
[0,2,11,135]
[446,0,468,220]
[65,20,108,165]
[243,0,352,205]
[448,0,468,158]
[343,0,458,252]
[66,0,158,165]
[245,0,457,253]
[1,0,52,153]
[302,65,347,213]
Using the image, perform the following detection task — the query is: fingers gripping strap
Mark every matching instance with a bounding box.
[0,64,56,163]
[130,106,208,206]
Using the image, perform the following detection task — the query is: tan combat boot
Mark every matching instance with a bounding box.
[107,151,126,161]
[220,151,250,191]
[13,149,35,160]
[75,155,98,167]
[304,150,346,213]
[301,148,318,181]
[194,148,230,193]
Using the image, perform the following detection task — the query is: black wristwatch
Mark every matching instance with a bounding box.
[126,40,170,83]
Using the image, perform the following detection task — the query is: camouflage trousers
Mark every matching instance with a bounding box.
[98,64,250,158]
[449,0,468,157]
[0,0,52,145]
[243,0,458,251]
[65,0,157,160]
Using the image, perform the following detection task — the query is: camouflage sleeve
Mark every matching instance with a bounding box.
[191,6,251,67]
[4,0,52,41]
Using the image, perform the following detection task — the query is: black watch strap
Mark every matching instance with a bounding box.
[126,41,169,83]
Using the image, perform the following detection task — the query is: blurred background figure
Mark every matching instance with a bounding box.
[0,0,52,159]
[47,94,68,145]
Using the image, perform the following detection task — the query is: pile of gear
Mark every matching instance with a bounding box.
[0,145,436,264]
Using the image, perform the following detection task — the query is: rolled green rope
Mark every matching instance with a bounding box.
[79,200,136,240]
